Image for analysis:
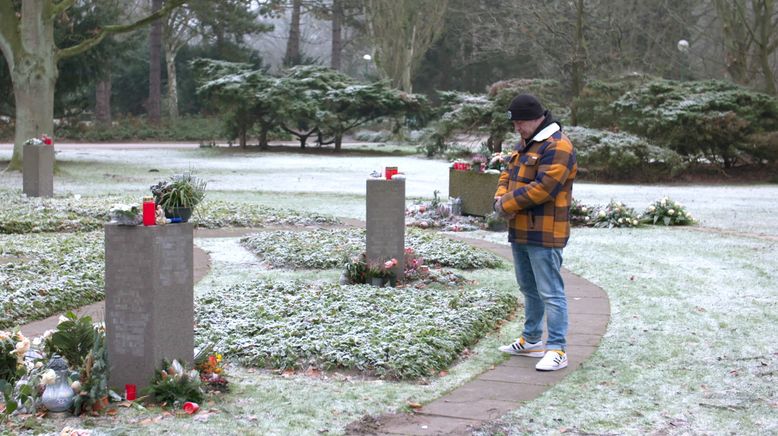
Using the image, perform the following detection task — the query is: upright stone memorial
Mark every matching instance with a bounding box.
[366,177,405,280]
[22,143,54,197]
[104,222,194,389]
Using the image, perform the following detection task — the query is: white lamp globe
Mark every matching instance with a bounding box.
[677,39,689,53]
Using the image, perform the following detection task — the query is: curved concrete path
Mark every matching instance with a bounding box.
[18,224,610,436]
[362,233,610,435]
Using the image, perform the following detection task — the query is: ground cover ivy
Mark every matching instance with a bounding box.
[0,232,104,328]
[195,279,516,379]
[0,190,339,234]
[240,228,504,270]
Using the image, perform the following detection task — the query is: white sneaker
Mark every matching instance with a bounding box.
[498,337,545,357]
[535,350,568,371]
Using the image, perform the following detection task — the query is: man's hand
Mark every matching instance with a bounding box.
[493,197,515,220]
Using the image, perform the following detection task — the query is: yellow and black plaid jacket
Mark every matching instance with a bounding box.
[494,123,577,248]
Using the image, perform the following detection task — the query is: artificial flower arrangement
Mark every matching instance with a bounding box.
[641,197,695,226]
[109,203,142,226]
[569,198,594,227]
[145,359,204,407]
[592,200,641,228]
[451,151,509,173]
[342,254,398,286]
[23,134,53,146]
[194,343,228,393]
[402,247,430,282]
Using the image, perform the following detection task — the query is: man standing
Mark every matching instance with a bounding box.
[493,94,577,371]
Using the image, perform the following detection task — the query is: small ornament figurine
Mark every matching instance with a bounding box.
[155,205,169,225]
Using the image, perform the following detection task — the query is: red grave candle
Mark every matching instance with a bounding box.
[142,196,156,226]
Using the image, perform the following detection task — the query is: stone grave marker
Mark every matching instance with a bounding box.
[104,222,193,389]
[366,178,405,280]
[22,144,54,197]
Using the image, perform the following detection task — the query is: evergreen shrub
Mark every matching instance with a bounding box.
[612,80,778,167]
[566,126,686,181]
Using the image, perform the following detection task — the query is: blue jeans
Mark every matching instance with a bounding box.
[511,243,568,351]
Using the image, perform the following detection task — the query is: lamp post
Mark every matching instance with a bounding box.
[677,39,689,81]
[362,54,372,80]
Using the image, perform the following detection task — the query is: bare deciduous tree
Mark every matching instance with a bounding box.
[365,0,448,92]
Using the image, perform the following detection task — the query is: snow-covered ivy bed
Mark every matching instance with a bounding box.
[240,228,504,270]
[0,190,339,234]
[0,231,104,328]
[195,279,516,379]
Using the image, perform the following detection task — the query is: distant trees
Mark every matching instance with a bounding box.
[364,0,448,92]
[194,59,426,150]
[0,0,184,169]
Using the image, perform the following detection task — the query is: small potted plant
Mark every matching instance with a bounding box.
[151,172,206,223]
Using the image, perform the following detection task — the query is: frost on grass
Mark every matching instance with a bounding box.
[478,227,778,435]
[0,190,338,234]
[0,232,104,328]
[195,280,517,379]
[239,228,504,270]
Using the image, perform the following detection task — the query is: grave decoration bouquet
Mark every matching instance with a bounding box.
[641,197,695,226]
[367,258,397,280]
[109,203,142,226]
[592,200,641,228]
[23,134,53,146]
[194,343,228,392]
[146,359,204,406]
[403,248,429,282]
[343,253,368,284]
[569,198,594,227]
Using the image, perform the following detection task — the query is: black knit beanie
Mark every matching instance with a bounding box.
[507,94,545,120]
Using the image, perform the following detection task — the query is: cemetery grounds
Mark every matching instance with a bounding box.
[0,144,776,435]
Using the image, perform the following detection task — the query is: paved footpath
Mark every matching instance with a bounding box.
[19,225,610,436]
[361,234,610,435]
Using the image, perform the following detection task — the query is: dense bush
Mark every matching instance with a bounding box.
[421,79,567,157]
[54,115,224,143]
[574,74,655,128]
[566,126,686,181]
[612,80,778,167]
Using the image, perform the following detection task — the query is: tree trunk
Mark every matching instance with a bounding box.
[401,24,416,93]
[8,2,58,170]
[11,67,57,170]
[239,125,247,148]
[259,126,269,149]
[284,0,302,66]
[570,0,585,126]
[334,133,343,151]
[95,62,112,128]
[330,0,343,70]
[166,49,179,120]
[148,0,163,124]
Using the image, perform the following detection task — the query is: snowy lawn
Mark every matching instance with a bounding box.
[240,228,504,270]
[1,146,775,433]
[474,227,778,435]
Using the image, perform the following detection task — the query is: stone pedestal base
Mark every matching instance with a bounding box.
[449,169,500,216]
[23,144,54,197]
[104,223,194,390]
[366,179,405,280]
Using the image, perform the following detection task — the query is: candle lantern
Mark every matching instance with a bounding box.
[41,354,75,413]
